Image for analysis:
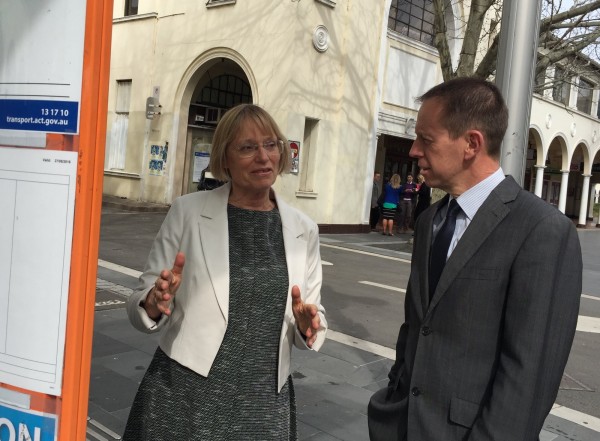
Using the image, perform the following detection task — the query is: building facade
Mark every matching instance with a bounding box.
[104,0,600,230]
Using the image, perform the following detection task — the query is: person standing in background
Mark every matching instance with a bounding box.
[412,174,431,222]
[381,174,402,236]
[397,174,417,233]
[370,171,382,231]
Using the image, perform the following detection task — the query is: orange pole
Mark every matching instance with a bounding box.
[58,0,113,439]
[0,1,112,438]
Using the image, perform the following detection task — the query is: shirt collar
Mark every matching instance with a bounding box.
[453,168,505,221]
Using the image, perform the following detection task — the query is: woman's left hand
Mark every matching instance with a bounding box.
[291,285,320,348]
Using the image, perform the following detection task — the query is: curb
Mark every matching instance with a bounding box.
[102,195,170,213]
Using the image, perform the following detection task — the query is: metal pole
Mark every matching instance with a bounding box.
[495,0,544,186]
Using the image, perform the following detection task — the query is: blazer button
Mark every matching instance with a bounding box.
[411,387,421,396]
[421,326,431,336]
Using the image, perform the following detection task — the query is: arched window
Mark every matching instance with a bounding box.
[388,0,435,46]
[198,75,252,108]
[189,74,252,127]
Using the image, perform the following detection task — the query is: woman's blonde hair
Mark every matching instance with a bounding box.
[389,174,401,189]
[209,104,291,181]
[417,174,425,184]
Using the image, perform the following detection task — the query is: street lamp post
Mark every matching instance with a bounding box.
[495,0,544,186]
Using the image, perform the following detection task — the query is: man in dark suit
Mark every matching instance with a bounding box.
[371,171,383,230]
[367,78,582,441]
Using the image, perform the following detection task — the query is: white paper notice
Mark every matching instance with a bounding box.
[0,147,77,396]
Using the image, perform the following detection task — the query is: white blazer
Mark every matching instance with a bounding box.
[126,183,327,392]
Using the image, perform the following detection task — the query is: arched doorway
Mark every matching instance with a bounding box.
[170,49,257,201]
[545,136,568,208]
[182,62,253,194]
[525,128,544,192]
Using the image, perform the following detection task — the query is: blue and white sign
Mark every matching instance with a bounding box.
[0,402,57,441]
[0,0,87,145]
[0,100,79,134]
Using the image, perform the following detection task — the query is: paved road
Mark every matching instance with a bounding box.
[90,206,600,440]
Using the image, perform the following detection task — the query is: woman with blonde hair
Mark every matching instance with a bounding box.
[413,173,431,222]
[380,173,402,236]
[123,103,327,440]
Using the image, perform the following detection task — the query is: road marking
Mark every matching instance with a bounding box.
[550,404,600,432]
[326,329,395,360]
[327,328,600,434]
[321,243,411,263]
[577,315,600,333]
[582,294,599,301]
[97,258,599,434]
[95,299,125,307]
[96,278,133,297]
[98,259,141,278]
[99,258,333,274]
[359,281,406,293]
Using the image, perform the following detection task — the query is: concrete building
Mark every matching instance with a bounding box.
[104,0,600,230]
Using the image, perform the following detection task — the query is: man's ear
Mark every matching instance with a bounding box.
[464,130,485,160]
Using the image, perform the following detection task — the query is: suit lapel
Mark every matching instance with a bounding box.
[415,199,440,318]
[425,177,520,316]
[198,183,231,321]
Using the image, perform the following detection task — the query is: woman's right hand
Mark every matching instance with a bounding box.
[143,252,185,319]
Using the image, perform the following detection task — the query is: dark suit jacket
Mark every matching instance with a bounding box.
[368,176,582,441]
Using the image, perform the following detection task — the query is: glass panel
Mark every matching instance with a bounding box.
[577,78,593,113]
[410,15,422,28]
[561,83,571,105]
[125,0,138,16]
[411,5,424,19]
[408,27,421,40]
[399,1,411,14]
[396,22,409,34]
[388,0,434,46]
[423,10,434,24]
[422,21,433,35]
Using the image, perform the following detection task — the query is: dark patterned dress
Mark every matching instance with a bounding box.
[123,205,296,440]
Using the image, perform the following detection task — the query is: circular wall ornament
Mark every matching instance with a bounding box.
[545,114,552,129]
[313,25,329,52]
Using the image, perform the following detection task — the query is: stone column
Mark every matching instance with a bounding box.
[558,170,569,214]
[534,165,546,197]
[577,174,591,227]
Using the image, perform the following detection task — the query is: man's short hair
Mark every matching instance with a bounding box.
[417,77,508,159]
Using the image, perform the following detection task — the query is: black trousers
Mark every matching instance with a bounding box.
[370,206,381,229]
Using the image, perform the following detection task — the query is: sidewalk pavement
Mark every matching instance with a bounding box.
[87,197,600,440]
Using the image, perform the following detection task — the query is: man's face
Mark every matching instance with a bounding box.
[407,175,413,183]
[374,173,381,182]
[409,98,469,194]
